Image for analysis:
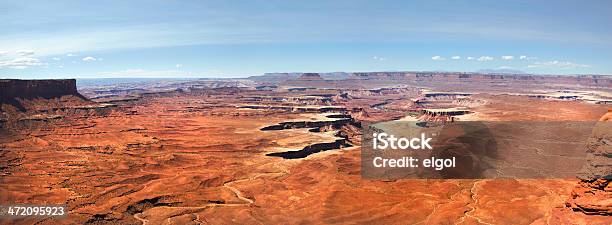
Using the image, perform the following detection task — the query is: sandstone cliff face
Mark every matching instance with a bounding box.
[0,79,84,101]
[566,110,612,215]
[0,79,102,120]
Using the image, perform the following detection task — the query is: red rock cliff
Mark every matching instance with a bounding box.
[1,79,87,112]
[566,109,612,216]
[1,79,84,101]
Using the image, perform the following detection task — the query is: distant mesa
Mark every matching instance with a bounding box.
[248,72,349,82]
[297,73,324,81]
[1,79,85,100]
[248,72,301,82]
[476,68,527,74]
[247,71,612,88]
[0,79,87,112]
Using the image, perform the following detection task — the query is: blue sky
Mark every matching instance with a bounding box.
[1,0,611,78]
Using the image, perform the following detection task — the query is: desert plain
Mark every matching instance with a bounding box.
[1,72,611,224]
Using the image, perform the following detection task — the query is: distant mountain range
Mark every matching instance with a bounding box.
[475,68,527,74]
[248,72,350,82]
[245,70,611,88]
[249,70,532,82]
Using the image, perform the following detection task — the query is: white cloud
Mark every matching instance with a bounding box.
[467,56,474,60]
[498,66,514,69]
[16,50,35,56]
[58,65,64,68]
[451,56,461,60]
[82,56,97,62]
[0,51,8,56]
[0,57,44,69]
[372,56,386,61]
[527,61,589,69]
[176,64,183,68]
[519,55,537,60]
[477,56,494,61]
[0,11,610,59]
[431,55,445,61]
[52,57,61,61]
[501,55,514,60]
[66,53,75,57]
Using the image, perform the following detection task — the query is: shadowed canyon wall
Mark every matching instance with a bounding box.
[1,79,84,101]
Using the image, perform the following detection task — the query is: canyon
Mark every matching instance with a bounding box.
[0,73,610,224]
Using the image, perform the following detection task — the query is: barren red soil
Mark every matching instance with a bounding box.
[472,94,609,121]
[1,88,610,224]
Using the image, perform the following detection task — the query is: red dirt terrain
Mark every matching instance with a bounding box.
[0,77,610,224]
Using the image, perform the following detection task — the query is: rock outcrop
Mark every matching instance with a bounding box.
[0,79,117,127]
[566,109,612,215]
[0,79,86,112]
[1,79,84,101]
